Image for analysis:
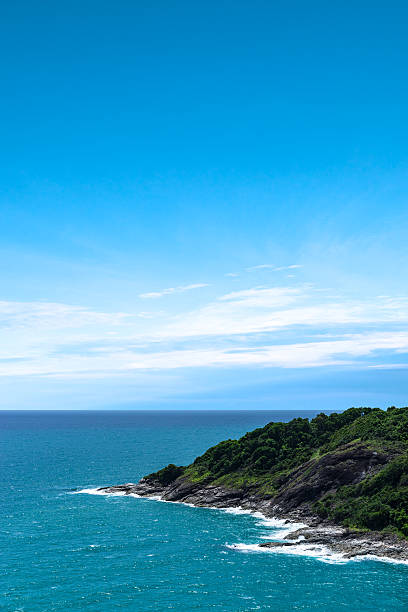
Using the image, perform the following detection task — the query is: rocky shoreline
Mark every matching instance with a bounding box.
[97,477,408,563]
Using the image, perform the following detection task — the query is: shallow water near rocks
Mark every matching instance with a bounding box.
[1,410,408,611]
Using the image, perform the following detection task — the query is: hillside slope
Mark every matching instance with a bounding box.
[102,407,408,539]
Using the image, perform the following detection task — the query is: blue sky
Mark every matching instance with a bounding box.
[1,1,407,409]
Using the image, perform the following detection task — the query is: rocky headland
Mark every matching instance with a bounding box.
[97,407,408,562]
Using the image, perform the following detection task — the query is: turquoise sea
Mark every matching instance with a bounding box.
[1,410,408,611]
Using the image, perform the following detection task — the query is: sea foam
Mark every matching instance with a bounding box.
[72,487,141,498]
[225,541,348,564]
[225,541,408,566]
[75,487,408,566]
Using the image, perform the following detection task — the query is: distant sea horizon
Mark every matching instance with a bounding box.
[0,408,340,431]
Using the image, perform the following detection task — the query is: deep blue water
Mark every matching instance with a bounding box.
[1,410,407,611]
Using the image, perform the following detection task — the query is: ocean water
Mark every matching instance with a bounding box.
[1,409,407,612]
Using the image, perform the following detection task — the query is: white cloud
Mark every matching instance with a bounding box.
[368,363,408,369]
[124,332,408,371]
[1,330,408,378]
[0,286,408,379]
[158,286,408,340]
[247,264,303,272]
[0,300,131,330]
[217,286,299,303]
[274,264,303,272]
[139,283,209,299]
[247,264,276,270]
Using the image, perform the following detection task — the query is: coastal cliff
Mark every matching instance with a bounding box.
[100,407,408,561]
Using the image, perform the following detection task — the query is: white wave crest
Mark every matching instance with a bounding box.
[73,486,408,566]
[225,542,408,566]
[256,517,307,539]
[72,487,140,498]
[221,507,256,516]
[225,541,348,564]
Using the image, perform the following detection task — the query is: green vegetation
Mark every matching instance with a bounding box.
[146,463,185,486]
[147,407,408,536]
[314,454,408,536]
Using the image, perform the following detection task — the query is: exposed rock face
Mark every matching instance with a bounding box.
[99,479,255,509]
[99,478,408,561]
[271,444,388,511]
[97,442,408,562]
[260,527,408,562]
[100,442,389,515]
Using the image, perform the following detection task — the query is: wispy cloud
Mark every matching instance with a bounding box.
[139,283,209,299]
[368,363,408,369]
[0,300,131,330]
[273,264,303,272]
[1,331,408,377]
[157,286,408,340]
[0,286,408,379]
[247,264,303,272]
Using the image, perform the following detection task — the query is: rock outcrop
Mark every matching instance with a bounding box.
[96,407,408,562]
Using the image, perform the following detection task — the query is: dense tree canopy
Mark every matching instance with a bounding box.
[147,407,408,536]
